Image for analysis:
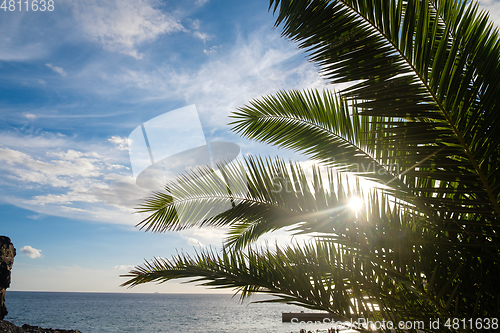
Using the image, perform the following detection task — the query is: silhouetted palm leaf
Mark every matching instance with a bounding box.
[124,0,500,330]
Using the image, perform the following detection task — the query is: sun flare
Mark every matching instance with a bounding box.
[348,197,364,211]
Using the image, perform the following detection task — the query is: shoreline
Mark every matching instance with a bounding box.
[0,320,81,333]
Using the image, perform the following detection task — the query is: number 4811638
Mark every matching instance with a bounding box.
[1,0,55,11]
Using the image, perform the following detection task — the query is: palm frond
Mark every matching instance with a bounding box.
[137,156,331,234]
[122,241,449,332]
[231,89,398,183]
[267,0,500,220]
[125,0,500,325]
[137,155,376,248]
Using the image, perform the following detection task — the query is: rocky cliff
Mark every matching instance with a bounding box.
[0,236,15,320]
[0,237,81,333]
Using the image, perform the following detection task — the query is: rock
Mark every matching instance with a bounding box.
[0,320,82,333]
[0,320,22,333]
[0,236,16,320]
[0,238,82,333]
[20,323,82,333]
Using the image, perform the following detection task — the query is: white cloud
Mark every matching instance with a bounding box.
[0,131,69,151]
[179,228,226,247]
[203,45,220,54]
[187,237,204,247]
[191,19,201,30]
[38,79,46,85]
[70,0,184,58]
[193,31,211,42]
[108,136,130,151]
[114,265,135,271]
[112,30,325,129]
[0,30,325,230]
[27,214,44,220]
[195,0,209,6]
[24,113,37,120]
[0,147,101,187]
[46,63,67,76]
[0,132,151,226]
[20,246,43,259]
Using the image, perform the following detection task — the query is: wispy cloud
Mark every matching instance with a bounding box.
[187,238,204,247]
[191,19,201,30]
[203,45,220,54]
[70,0,184,59]
[193,31,211,42]
[189,19,212,42]
[0,147,101,187]
[114,265,135,271]
[0,132,150,226]
[195,0,209,6]
[179,228,227,247]
[0,126,316,247]
[24,113,37,120]
[20,246,43,259]
[0,43,48,61]
[111,29,324,129]
[0,131,69,151]
[46,63,67,76]
[27,214,45,220]
[0,26,325,235]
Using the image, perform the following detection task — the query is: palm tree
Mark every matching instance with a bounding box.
[122,0,500,331]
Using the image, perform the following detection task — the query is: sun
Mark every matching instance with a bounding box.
[348,196,364,211]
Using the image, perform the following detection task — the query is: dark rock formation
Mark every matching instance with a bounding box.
[0,238,82,333]
[0,320,82,333]
[0,237,15,320]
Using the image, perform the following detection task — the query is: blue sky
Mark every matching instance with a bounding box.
[0,0,326,293]
[1,0,499,293]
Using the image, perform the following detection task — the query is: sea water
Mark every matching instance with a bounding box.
[4,292,349,333]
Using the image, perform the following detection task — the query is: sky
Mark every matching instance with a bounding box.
[1,0,500,293]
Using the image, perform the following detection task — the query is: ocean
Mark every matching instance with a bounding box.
[4,292,349,333]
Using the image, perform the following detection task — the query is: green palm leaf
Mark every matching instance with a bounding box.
[231,89,400,184]
[124,0,500,329]
[137,155,371,248]
[266,0,500,219]
[122,241,445,332]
